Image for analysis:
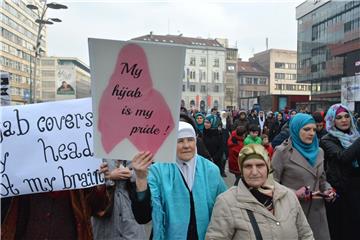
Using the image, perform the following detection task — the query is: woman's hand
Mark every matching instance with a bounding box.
[322,188,337,202]
[99,162,111,180]
[132,151,154,180]
[132,151,154,192]
[109,167,132,180]
[295,186,311,200]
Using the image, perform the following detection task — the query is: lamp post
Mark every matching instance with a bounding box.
[27,1,67,103]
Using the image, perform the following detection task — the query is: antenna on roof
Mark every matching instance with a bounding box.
[266,37,269,50]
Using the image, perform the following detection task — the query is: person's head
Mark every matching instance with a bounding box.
[325,104,357,133]
[251,109,257,116]
[266,111,273,119]
[290,110,297,117]
[180,112,196,127]
[259,111,264,118]
[238,144,270,188]
[204,117,212,129]
[312,111,324,132]
[290,113,317,145]
[180,106,188,114]
[211,108,218,115]
[261,134,269,145]
[276,112,283,121]
[236,126,247,138]
[248,124,260,138]
[177,121,196,161]
[195,112,205,125]
[239,110,247,119]
[220,111,227,120]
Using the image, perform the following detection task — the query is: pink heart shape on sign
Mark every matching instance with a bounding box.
[98,43,175,155]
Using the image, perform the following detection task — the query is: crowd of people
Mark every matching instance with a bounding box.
[2,103,360,239]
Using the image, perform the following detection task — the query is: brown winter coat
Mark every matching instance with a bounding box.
[206,180,314,240]
[1,187,110,240]
[271,139,331,240]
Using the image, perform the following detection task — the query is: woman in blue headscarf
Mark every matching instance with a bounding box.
[194,112,205,134]
[320,104,360,240]
[272,113,335,240]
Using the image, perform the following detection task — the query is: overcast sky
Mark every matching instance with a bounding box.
[46,0,305,65]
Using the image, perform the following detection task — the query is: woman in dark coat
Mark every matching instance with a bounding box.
[180,113,212,161]
[203,115,224,175]
[320,104,360,240]
[269,112,285,142]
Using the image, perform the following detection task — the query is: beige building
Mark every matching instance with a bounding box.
[40,57,91,102]
[1,0,46,104]
[250,49,311,96]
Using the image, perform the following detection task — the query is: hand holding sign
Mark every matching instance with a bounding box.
[98,43,174,155]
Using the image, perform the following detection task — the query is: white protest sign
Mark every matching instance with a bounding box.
[0,98,104,198]
[89,38,185,162]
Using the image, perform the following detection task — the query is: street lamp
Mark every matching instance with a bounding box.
[27,1,67,103]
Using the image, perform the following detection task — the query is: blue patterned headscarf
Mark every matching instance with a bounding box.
[290,113,319,166]
[325,104,359,167]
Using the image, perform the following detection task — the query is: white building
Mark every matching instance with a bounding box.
[132,33,226,111]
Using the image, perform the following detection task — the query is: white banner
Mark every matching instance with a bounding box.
[0,98,104,198]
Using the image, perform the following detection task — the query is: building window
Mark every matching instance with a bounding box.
[182,85,185,92]
[227,64,235,72]
[259,78,267,85]
[200,85,206,93]
[213,58,219,67]
[190,100,195,106]
[200,57,206,66]
[214,85,219,92]
[199,70,206,81]
[253,77,258,85]
[189,85,196,92]
[190,70,196,80]
[275,62,285,68]
[246,77,252,84]
[190,57,196,66]
[275,62,297,69]
[213,71,219,81]
[275,73,285,79]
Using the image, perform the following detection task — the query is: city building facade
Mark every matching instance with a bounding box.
[237,60,269,110]
[40,57,91,102]
[250,49,311,111]
[132,33,226,111]
[1,0,46,104]
[296,0,360,111]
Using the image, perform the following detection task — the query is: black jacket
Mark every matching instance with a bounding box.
[202,128,223,162]
[319,133,360,191]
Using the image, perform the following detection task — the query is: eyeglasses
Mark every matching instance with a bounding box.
[335,114,350,120]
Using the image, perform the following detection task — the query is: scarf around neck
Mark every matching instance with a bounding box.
[325,104,360,167]
[290,113,319,166]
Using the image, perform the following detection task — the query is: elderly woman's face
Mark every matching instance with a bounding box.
[299,123,317,144]
[242,158,268,188]
[177,137,196,161]
[335,112,351,131]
